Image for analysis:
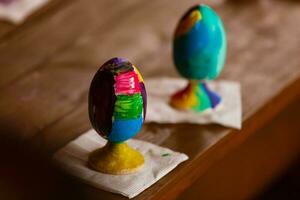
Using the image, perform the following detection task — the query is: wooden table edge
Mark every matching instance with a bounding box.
[148,77,300,200]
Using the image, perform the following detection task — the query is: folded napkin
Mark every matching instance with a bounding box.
[0,0,49,24]
[145,77,242,129]
[54,130,188,198]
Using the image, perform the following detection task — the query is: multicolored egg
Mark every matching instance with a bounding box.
[88,57,146,143]
[173,4,226,80]
[170,5,226,112]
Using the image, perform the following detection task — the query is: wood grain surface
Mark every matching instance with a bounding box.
[176,92,300,200]
[0,0,300,199]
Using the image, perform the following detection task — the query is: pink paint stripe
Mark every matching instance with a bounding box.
[114,71,140,95]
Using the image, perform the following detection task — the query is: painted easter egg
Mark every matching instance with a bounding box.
[173,4,227,80]
[88,57,146,143]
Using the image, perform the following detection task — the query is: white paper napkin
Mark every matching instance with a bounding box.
[0,0,49,24]
[54,129,188,199]
[145,77,242,129]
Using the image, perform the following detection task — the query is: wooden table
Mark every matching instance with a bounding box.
[0,0,300,199]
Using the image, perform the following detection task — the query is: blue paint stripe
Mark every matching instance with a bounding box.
[108,116,143,143]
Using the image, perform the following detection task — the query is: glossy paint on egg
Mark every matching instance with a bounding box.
[173,4,226,80]
[88,57,146,143]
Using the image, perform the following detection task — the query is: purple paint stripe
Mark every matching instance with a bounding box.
[140,82,147,119]
[103,57,128,66]
[202,82,221,108]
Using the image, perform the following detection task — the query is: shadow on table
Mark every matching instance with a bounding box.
[253,156,300,200]
[0,127,87,200]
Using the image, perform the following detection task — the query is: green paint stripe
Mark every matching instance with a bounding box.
[193,83,211,111]
[114,94,143,119]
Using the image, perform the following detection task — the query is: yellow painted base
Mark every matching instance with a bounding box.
[88,142,144,175]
